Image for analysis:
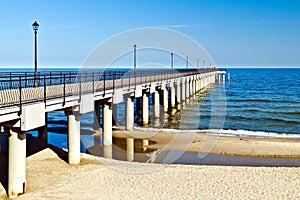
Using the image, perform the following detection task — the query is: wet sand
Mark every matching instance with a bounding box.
[112,129,300,158]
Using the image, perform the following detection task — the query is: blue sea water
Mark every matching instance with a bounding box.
[1,68,299,151]
[198,68,300,134]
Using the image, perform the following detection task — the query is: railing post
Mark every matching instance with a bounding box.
[63,74,66,106]
[60,71,63,84]
[121,73,123,88]
[103,71,106,97]
[128,71,131,89]
[79,73,82,102]
[92,71,95,94]
[18,76,22,116]
[9,72,12,89]
[44,74,46,104]
[69,71,72,84]
[24,72,27,88]
[50,72,52,85]
[113,72,115,93]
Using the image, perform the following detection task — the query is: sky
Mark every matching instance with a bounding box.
[0,0,300,68]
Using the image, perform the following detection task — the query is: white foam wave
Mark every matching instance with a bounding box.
[133,127,300,139]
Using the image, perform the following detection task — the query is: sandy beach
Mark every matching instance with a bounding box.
[1,130,300,199]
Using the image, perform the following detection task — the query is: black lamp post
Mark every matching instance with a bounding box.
[32,21,39,87]
[171,53,174,69]
[133,44,137,88]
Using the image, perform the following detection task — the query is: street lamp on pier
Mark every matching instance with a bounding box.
[32,21,39,87]
[171,53,174,69]
[186,56,188,69]
[133,44,137,88]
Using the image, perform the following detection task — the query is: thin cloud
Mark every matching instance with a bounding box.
[166,24,210,28]
[247,20,299,25]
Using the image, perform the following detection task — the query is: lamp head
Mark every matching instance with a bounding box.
[32,21,39,31]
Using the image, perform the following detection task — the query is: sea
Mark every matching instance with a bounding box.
[1,68,300,164]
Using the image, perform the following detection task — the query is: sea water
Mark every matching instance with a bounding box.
[1,68,299,152]
[167,68,300,134]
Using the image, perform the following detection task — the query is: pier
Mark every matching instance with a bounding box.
[0,68,225,198]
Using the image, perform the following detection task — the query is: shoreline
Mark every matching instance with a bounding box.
[111,128,300,159]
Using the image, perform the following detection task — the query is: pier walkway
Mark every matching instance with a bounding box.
[0,68,225,198]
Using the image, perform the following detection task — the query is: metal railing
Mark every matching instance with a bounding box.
[0,68,217,112]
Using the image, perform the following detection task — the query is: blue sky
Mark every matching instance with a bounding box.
[0,0,300,68]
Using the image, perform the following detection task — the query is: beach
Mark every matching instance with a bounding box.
[1,132,300,199]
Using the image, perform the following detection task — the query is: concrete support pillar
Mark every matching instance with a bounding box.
[38,112,48,142]
[8,128,26,198]
[191,80,194,95]
[170,86,176,108]
[181,81,186,101]
[162,88,168,112]
[142,92,149,125]
[67,111,81,165]
[112,103,117,126]
[199,79,202,90]
[126,138,134,162]
[190,80,194,95]
[193,80,196,94]
[125,96,134,130]
[222,74,226,84]
[153,90,160,118]
[103,102,112,146]
[186,80,190,99]
[175,83,181,104]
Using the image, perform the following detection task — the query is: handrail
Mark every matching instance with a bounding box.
[0,68,218,110]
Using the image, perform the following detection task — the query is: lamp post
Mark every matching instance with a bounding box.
[32,21,39,87]
[202,60,205,69]
[171,53,174,69]
[133,44,137,88]
[197,58,199,69]
[186,56,188,69]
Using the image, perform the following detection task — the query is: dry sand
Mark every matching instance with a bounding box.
[1,130,300,199]
[0,148,300,200]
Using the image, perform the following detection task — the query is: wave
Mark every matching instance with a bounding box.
[260,117,300,125]
[229,99,300,104]
[134,127,300,139]
[270,111,300,116]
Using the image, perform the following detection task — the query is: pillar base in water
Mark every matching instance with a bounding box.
[142,139,149,151]
[126,138,134,161]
